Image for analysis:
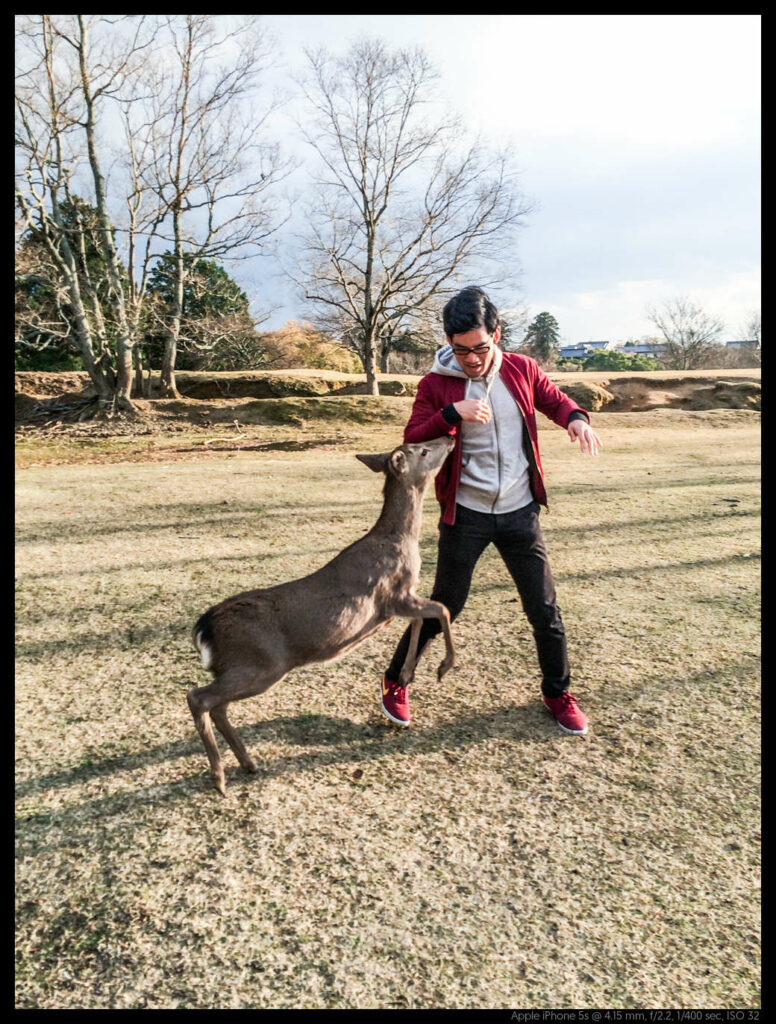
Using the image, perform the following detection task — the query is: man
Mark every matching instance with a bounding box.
[380,286,602,735]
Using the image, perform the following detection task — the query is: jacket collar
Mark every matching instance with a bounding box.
[432,343,503,381]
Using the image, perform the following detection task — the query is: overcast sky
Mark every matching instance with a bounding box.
[247,15,761,343]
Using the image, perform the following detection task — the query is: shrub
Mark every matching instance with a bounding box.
[258,322,362,373]
[582,350,661,372]
[15,346,83,371]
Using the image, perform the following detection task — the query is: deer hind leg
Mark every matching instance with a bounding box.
[210,702,258,774]
[188,665,284,794]
[187,683,228,795]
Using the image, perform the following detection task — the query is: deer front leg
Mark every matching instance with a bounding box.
[398,617,423,686]
[391,596,456,682]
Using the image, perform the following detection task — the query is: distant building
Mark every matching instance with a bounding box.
[558,345,592,359]
[626,343,666,356]
[559,339,666,359]
[726,339,759,349]
[559,339,629,359]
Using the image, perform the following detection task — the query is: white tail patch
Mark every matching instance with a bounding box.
[194,630,214,671]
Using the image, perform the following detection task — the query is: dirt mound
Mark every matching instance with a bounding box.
[556,381,615,411]
[600,376,761,412]
[155,395,413,428]
[176,373,333,399]
[15,369,759,429]
[329,379,415,397]
[177,374,416,399]
[15,372,93,398]
[15,370,417,404]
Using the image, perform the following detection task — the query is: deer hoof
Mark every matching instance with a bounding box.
[213,769,227,796]
[241,757,259,774]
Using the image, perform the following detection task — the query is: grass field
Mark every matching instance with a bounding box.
[15,408,760,1008]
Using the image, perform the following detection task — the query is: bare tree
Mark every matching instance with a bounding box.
[15,214,79,362]
[71,15,152,411]
[118,88,170,397]
[646,296,726,370]
[499,305,531,352]
[292,39,531,395]
[134,15,290,396]
[16,14,154,414]
[739,310,761,346]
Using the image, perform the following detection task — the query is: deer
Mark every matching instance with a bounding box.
[188,435,457,794]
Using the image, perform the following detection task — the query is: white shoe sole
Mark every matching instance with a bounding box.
[555,720,588,736]
[543,698,588,735]
[381,700,410,727]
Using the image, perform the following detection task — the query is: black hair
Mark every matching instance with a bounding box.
[442,286,500,339]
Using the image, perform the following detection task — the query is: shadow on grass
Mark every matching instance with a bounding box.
[14,619,195,660]
[16,467,760,549]
[552,473,760,499]
[16,544,355,585]
[15,653,760,857]
[480,550,760,594]
[15,503,758,589]
[15,546,759,658]
[15,496,380,547]
[543,505,757,540]
[15,702,555,842]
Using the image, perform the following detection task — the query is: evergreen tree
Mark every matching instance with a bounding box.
[15,196,127,370]
[523,312,560,365]
[144,255,255,368]
[147,254,250,319]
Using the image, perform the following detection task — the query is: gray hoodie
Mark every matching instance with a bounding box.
[431,345,534,514]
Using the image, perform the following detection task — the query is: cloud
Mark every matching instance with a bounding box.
[449,15,760,150]
[537,269,760,342]
[242,17,760,344]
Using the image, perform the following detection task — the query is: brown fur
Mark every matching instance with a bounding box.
[188,436,457,794]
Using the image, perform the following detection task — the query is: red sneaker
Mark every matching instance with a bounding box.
[543,692,588,735]
[381,676,410,726]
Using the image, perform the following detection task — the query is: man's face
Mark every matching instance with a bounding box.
[449,325,501,378]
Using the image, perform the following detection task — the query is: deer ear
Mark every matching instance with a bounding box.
[389,449,409,476]
[356,452,390,473]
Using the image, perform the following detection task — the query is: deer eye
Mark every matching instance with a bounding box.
[421,448,429,456]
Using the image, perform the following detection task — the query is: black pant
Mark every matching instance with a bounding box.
[385,502,570,697]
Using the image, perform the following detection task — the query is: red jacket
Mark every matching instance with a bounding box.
[404,352,589,524]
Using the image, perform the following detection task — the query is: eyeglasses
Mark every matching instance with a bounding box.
[451,342,492,357]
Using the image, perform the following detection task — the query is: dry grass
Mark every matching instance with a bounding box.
[15,409,760,1008]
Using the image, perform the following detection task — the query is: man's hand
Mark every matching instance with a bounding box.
[568,419,602,455]
[454,398,491,423]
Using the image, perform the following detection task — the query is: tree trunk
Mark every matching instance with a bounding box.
[115,339,134,406]
[363,224,380,396]
[77,15,137,416]
[160,334,180,398]
[49,227,117,414]
[132,346,150,398]
[364,329,379,396]
[161,206,184,398]
[80,344,115,413]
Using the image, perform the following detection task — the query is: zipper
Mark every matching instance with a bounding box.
[484,361,550,515]
[482,364,502,514]
[505,392,548,514]
[490,396,503,513]
[518,406,548,512]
